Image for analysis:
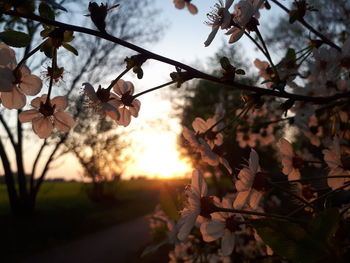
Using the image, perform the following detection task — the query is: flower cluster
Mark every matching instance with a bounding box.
[204,0,265,46]
[83,79,141,127]
[0,44,42,109]
[1,1,350,262]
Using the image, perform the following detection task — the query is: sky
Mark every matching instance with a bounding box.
[1,0,285,180]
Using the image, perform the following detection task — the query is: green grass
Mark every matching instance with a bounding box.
[0,179,188,261]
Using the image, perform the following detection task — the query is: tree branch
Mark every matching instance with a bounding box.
[4,10,350,105]
[270,0,341,51]
[30,139,47,193]
[0,114,17,148]
[0,138,18,209]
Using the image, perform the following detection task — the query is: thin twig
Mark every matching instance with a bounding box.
[4,10,350,104]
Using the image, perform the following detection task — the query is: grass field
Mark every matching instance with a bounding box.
[0,179,188,261]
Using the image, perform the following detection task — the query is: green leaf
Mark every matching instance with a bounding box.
[141,239,168,257]
[160,184,180,220]
[235,69,245,75]
[137,68,143,79]
[220,57,231,70]
[285,48,296,61]
[39,2,55,20]
[252,219,327,263]
[62,43,78,56]
[0,30,31,47]
[260,79,273,84]
[42,0,67,12]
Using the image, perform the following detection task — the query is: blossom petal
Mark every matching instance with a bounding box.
[19,109,40,123]
[129,99,141,117]
[221,230,235,256]
[32,117,53,138]
[31,95,46,108]
[187,3,198,14]
[51,96,68,110]
[177,208,198,241]
[82,82,98,102]
[20,74,42,96]
[233,190,251,209]
[0,67,15,92]
[200,219,225,242]
[249,149,259,173]
[1,87,26,109]
[278,138,294,156]
[288,169,300,181]
[102,103,120,122]
[204,25,220,47]
[117,107,131,127]
[114,79,134,95]
[248,190,263,209]
[192,117,207,133]
[227,28,245,44]
[236,168,253,191]
[19,65,30,77]
[191,169,208,197]
[0,44,16,66]
[54,111,76,132]
[174,1,185,9]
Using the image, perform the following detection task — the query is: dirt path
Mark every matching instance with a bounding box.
[23,217,151,263]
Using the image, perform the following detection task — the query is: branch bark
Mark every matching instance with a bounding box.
[4,10,349,105]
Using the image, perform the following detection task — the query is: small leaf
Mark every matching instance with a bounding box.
[260,79,273,84]
[285,48,296,61]
[235,69,245,75]
[137,68,143,79]
[62,43,78,56]
[141,239,167,257]
[220,57,231,70]
[0,30,31,47]
[39,2,55,20]
[42,0,67,12]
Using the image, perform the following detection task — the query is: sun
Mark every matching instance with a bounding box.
[123,130,193,179]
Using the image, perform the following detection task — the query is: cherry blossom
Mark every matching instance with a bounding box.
[254,59,274,88]
[182,126,232,173]
[204,0,234,47]
[0,44,16,67]
[82,82,120,121]
[226,0,265,43]
[301,115,322,147]
[278,138,303,181]
[0,44,42,109]
[168,241,194,263]
[233,149,268,210]
[177,169,211,241]
[200,198,245,256]
[173,0,198,15]
[19,95,75,138]
[110,79,141,127]
[192,117,224,149]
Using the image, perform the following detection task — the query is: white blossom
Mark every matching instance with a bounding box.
[19,95,75,138]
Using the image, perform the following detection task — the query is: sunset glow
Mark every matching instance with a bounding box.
[124,130,193,179]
